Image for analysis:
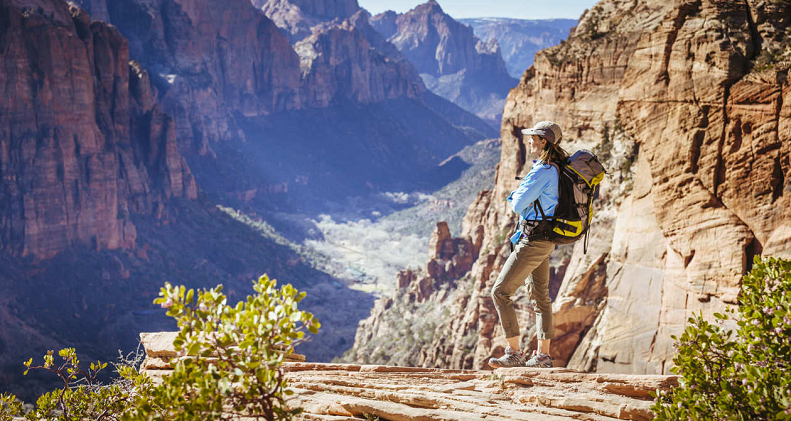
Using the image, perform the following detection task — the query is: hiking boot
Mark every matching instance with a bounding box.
[488,346,525,368]
[524,350,554,368]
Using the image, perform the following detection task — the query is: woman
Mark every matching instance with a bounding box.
[488,120,568,369]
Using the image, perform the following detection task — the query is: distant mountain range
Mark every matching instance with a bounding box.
[369,1,518,126]
[460,18,578,79]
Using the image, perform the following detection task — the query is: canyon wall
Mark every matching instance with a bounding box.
[76,0,303,155]
[295,12,426,108]
[0,0,196,260]
[349,0,791,374]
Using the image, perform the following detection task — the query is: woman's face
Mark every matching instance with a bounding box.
[528,134,546,157]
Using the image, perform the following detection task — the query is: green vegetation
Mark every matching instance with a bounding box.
[579,4,608,41]
[1,348,147,421]
[652,257,791,420]
[0,275,318,421]
[295,139,499,293]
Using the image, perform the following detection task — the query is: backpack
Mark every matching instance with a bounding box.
[519,150,606,253]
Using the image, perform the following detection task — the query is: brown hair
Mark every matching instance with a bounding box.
[539,139,569,164]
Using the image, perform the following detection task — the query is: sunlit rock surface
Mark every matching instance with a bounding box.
[348,0,791,374]
[141,332,678,421]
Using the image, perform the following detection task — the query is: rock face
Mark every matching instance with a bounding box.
[295,12,426,107]
[72,0,493,210]
[350,0,791,374]
[370,1,518,125]
[257,0,362,43]
[75,0,302,154]
[0,0,196,260]
[140,332,679,421]
[459,18,578,79]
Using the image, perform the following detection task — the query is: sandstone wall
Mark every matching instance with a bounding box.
[476,0,790,373]
[350,0,791,374]
[0,0,196,260]
[73,0,302,154]
[368,1,518,124]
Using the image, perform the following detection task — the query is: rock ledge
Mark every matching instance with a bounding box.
[141,333,675,420]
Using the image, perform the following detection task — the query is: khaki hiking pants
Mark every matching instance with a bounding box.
[491,239,556,340]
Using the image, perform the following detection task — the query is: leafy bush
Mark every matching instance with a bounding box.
[1,393,23,421]
[0,348,147,421]
[2,275,318,421]
[125,275,320,420]
[652,257,791,420]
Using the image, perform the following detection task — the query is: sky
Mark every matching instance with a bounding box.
[357,0,600,20]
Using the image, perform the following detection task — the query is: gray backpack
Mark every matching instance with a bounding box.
[522,150,606,253]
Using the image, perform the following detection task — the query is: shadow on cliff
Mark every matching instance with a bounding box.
[186,97,487,232]
[0,196,373,402]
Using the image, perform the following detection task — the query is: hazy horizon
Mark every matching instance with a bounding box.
[357,0,598,20]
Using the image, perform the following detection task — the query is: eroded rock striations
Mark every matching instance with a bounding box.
[350,0,791,374]
[140,332,679,421]
[370,1,518,125]
[0,0,196,260]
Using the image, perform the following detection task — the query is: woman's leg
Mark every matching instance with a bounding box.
[525,252,556,367]
[526,253,555,344]
[491,240,555,348]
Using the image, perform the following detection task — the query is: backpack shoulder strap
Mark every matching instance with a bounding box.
[532,161,561,221]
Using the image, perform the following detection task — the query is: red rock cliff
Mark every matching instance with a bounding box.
[349,0,791,374]
[0,0,197,260]
[76,0,302,154]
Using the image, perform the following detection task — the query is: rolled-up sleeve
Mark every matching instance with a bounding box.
[507,166,551,215]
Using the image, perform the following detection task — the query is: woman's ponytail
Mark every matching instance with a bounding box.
[539,139,569,165]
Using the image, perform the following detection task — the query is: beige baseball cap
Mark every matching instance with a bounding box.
[521,121,562,144]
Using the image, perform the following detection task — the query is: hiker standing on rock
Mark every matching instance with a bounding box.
[488,121,568,369]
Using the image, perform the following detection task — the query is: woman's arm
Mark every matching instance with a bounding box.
[507,165,553,215]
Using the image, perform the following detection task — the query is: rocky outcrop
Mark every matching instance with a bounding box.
[0,0,196,260]
[295,12,425,107]
[350,0,791,374]
[257,0,362,43]
[141,333,679,421]
[370,1,518,125]
[459,18,578,79]
[74,0,303,154]
[371,1,503,77]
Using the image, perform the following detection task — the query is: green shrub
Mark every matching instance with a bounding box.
[3,275,318,421]
[124,275,320,420]
[652,257,791,420]
[1,393,23,421]
[0,348,147,421]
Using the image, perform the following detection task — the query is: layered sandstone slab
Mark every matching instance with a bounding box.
[141,331,678,420]
[139,332,306,369]
[143,360,676,421]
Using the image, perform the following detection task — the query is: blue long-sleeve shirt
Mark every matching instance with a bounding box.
[507,160,559,244]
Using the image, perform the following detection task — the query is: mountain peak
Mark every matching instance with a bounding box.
[414,0,445,16]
